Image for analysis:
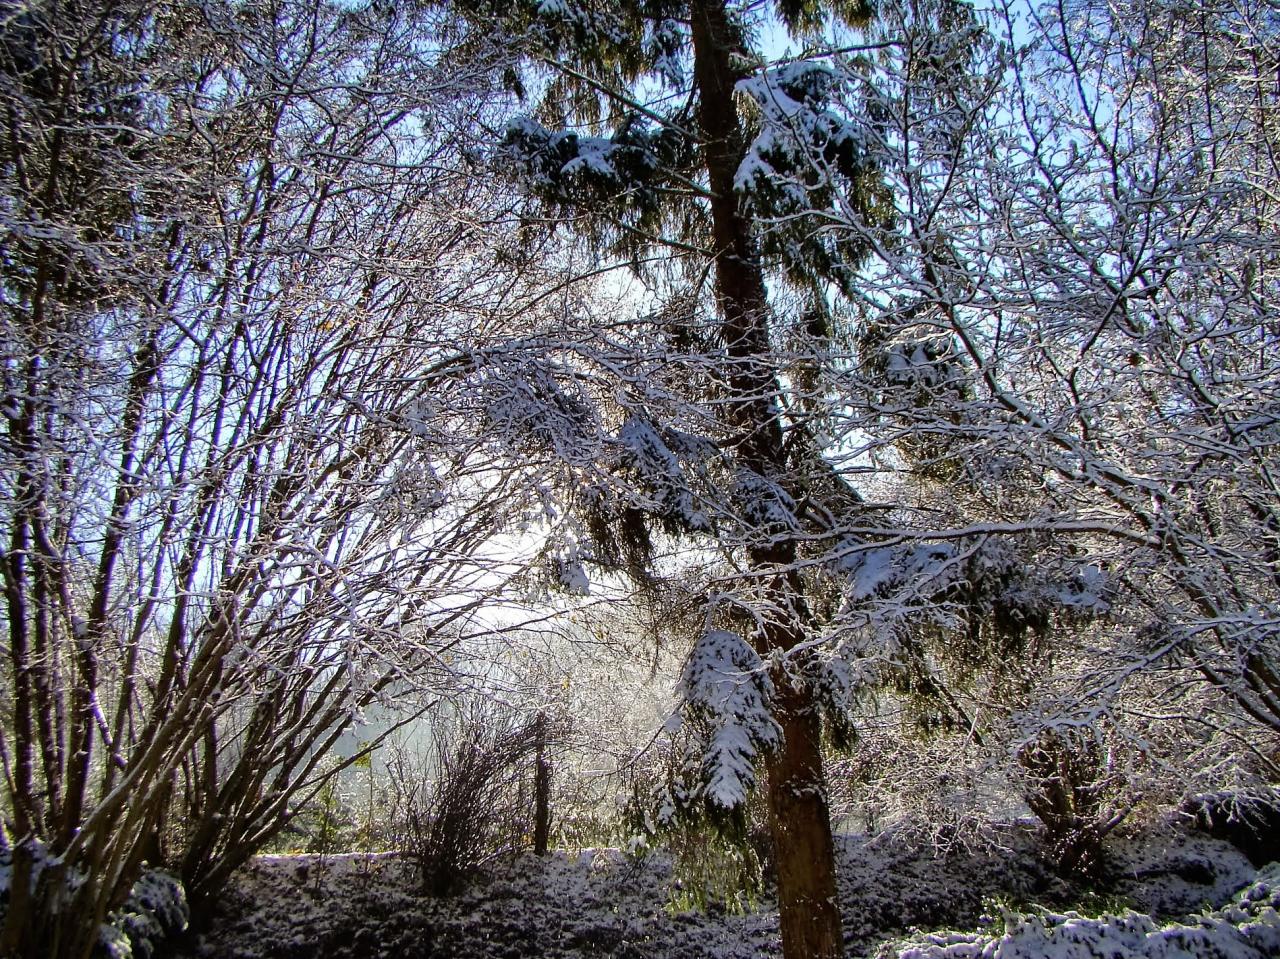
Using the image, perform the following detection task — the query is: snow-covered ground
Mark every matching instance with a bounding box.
[883,863,1280,958]
[170,825,1268,959]
[170,848,778,959]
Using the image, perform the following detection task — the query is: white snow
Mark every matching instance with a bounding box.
[173,824,1275,959]
[680,629,781,812]
[733,62,866,204]
[559,135,621,180]
[732,468,798,533]
[839,541,959,602]
[883,862,1280,959]
[615,416,710,530]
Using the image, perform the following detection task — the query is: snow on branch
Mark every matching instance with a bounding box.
[499,113,682,214]
[614,415,712,533]
[732,467,799,537]
[885,863,1280,959]
[678,629,781,814]
[480,360,602,465]
[731,59,886,290]
[734,61,868,202]
[838,536,1112,622]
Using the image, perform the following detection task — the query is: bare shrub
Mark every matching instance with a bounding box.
[386,703,554,896]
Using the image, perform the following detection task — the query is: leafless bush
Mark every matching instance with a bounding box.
[386,704,556,896]
[827,723,1009,857]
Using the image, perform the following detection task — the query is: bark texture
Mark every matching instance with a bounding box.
[768,696,844,959]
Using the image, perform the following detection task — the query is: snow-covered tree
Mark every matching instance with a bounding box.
[435,1,945,954]
[0,2,539,956]
[808,0,1280,858]
[460,0,1279,944]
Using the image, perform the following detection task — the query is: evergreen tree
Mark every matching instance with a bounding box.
[453,1,899,954]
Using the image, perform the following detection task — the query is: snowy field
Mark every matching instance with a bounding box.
[169,824,1276,959]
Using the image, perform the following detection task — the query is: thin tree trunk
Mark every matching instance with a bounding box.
[533,712,551,856]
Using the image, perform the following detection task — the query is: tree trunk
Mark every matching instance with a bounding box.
[533,713,551,855]
[768,692,843,959]
[689,1,844,955]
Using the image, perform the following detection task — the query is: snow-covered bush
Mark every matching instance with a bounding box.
[879,863,1280,959]
[99,871,188,959]
[1015,725,1137,880]
[0,841,186,959]
[1183,789,1280,868]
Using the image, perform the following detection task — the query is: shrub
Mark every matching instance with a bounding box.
[386,703,551,896]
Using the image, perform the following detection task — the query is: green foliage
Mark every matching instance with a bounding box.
[307,777,359,857]
[777,0,875,34]
[625,755,766,917]
[498,112,698,262]
[736,60,894,297]
[552,805,629,851]
[265,775,360,856]
[664,823,763,916]
[447,0,686,88]
[983,886,1136,916]
[479,0,896,299]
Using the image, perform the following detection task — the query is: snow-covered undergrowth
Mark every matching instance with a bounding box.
[173,849,778,959]
[101,870,189,959]
[881,863,1280,959]
[0,841,187,959]
[172,826,1264,959]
